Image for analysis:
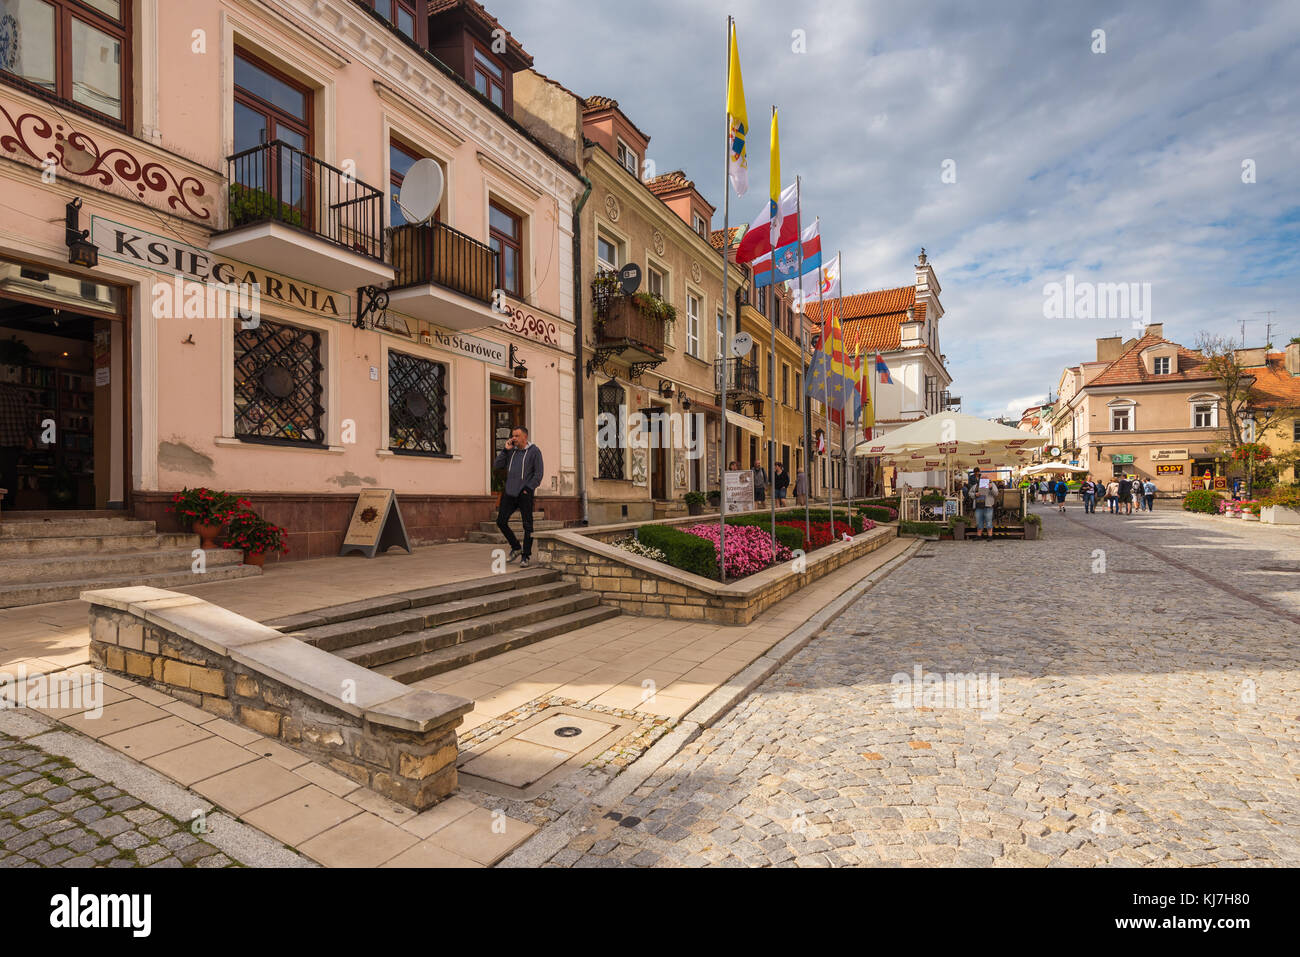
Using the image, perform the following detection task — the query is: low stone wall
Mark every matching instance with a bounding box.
[534,521,897,625]
[81,586,472,810]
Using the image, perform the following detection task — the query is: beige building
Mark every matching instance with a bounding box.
[1049,326,1233,492]
[514,84,742,523]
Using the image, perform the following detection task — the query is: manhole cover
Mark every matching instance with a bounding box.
[554,726,583,738]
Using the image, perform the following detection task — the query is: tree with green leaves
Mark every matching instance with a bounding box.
[1194,333,1300,497]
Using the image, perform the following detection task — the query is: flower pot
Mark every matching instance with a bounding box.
[1243,513,1260,522]
[1024,522,1040,541]
[687,502,704,516]
[243,550,267,567]
[193,522,222,549]
[952,523,966,540]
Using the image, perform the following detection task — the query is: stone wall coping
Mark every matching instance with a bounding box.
[80,588,472,733]
[535,523,896,599]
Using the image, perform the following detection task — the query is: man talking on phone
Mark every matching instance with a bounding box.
[494,425,544,567]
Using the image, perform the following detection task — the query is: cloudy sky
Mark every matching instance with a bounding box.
[492,0,1300,419]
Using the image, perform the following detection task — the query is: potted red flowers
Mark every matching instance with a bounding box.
[167,488,246,548]
[219,509,288,567]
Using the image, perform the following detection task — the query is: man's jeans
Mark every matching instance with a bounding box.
[497,489,534,558]
[1145,493,1155,510]
[1083,492,1095,513]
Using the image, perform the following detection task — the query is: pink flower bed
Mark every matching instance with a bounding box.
[682,523,792,579]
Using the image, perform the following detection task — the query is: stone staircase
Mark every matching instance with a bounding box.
[266,567,618,684]
[0,516,260,609]
[465,510,566,545]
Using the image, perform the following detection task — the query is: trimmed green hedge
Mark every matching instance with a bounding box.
[858,505,895,524]
[1182,489,1224,514]
[899,521,941,537]
[636,524,718,579]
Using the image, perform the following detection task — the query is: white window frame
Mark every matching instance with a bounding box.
[616,138,638,178]
[596,228,623,272]
[1109,400,1135,432]
[716,309,725,359]
[693,212,706,237]
[1188,394,1219,429]
[1153,355,1170,375]
[685,293,701,358]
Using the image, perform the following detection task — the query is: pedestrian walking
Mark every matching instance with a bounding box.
[794,468,808,506]
[1118,474,1133,515]
[973,477,997,540]
[1144,477,1156,511]
[752,461,767,505]
[1081,476,1096,514]
[494,426,544,568]
[774,462,789,505]
[1038,479,1050,503]
[1105,478,1119,513]
[1054,478,1068,512]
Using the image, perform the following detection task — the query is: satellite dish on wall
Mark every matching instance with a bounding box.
[618,263,642,295]
[730,332,754,357]
[398,159,444,224]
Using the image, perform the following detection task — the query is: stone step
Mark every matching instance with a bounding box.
[265,567,562,632]
[0,563,261,609]
[0,546,246,585]
[0,518,158,540]
[0,531,195,559]
[376,603,621,684]
[338,590,598,669]
[293,580,581,653]
[475,519,565,534]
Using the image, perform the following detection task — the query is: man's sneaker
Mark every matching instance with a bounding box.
[520,557,530,567]
[507,549,522,564]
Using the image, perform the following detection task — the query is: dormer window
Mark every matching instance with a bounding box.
[617,139,639,178]
[472,45,506,108]
[692,212,707,237]
[1153,356,1170,375]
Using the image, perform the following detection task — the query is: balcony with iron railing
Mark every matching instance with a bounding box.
[715,356,763,415]
[588,274,668,368]
[384,220,499,331]
[211,140,393,290]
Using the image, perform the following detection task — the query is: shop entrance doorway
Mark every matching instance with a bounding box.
[489,377,526,494]
[0,261,126,511]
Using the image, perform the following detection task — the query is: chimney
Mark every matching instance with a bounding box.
[1096,336,1124,362]
[1145,323,1163,339]
[1286,341,1300,376]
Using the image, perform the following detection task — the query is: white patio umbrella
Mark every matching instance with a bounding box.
[854,411,1041,457]
[1021,462,1089,475]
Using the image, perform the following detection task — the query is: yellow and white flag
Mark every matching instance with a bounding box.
[726,22,749,196]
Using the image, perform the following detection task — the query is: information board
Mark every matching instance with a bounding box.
[340,489,412,558]
[723,470,755,514]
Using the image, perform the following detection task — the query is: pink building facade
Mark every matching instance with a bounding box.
[0,0,585,558]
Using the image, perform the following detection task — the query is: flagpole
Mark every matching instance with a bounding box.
[792,185,808,544]
[836,249,846,519]
[816,255,832,532]
[717,15,732,584]
[766,107,779,547]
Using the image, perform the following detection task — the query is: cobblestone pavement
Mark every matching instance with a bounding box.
[544,505,1300,867]
[0,733,236,868]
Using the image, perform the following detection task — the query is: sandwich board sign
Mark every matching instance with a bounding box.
[340,489,411,557]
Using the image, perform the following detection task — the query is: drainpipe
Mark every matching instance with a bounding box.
[572,172,593,525]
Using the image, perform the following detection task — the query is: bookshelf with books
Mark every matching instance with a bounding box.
[4,363,96,509]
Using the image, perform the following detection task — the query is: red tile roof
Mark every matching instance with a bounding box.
[803,286,927,353]
[1247,353,1300,409]
[710,227,744,250]
[646,170,694,197]
[1086,332,1215,387]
